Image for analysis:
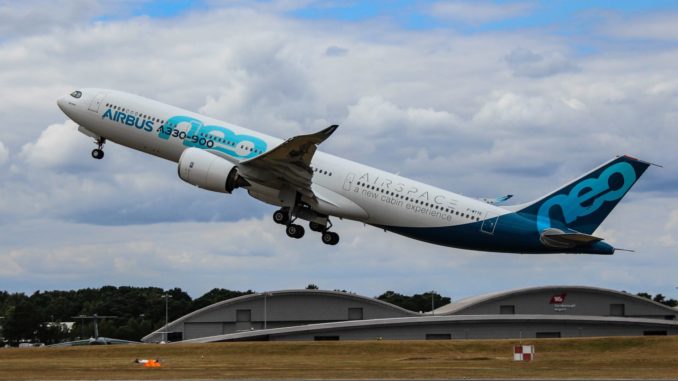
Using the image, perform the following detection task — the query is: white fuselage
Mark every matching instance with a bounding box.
[58,89,508,232]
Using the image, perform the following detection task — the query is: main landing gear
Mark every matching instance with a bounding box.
[321,230,339,246]
[273,207,340,245]
[91,137,106,160]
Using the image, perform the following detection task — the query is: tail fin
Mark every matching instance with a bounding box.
[517,155,651,235]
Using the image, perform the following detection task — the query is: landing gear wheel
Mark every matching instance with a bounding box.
[321,231,339,245]
[273,210,289,225]
[286,224,305,239]
[91,137,106,160]
[309,221,325,232]
[91,148,104,160]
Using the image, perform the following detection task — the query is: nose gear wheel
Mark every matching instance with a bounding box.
[91,137,106,160]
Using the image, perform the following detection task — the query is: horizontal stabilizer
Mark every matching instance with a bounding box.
[540,228,603,249]
[481,194,513,205]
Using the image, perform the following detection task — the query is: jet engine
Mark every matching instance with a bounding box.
[177,148,248,193]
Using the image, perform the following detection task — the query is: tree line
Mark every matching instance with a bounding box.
[0,286,253,346]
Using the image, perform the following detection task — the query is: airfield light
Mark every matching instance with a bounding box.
[263,292,273,330]
[431,290,435,316]
[162,293,172,343]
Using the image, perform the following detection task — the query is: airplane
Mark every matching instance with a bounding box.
[57,89,653,254]
[50,314,138,346]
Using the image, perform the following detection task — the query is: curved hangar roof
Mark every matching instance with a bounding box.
[143,286,678,343]
[433,285,678,318]
[142,289,415,343]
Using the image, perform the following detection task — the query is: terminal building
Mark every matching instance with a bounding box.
[142,286,678,343]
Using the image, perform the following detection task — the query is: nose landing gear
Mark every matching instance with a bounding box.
[91,137,106,160]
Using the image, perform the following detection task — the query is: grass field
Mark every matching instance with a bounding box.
[1,336,677,379]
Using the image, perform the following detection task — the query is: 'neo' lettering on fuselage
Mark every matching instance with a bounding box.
[157,115,268,160]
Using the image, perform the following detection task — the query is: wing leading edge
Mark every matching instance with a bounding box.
[237,125,339,199]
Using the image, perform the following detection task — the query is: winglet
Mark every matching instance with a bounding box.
[283,124,338,147]
[317,124,339,143]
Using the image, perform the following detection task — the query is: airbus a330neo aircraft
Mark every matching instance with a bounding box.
[57,89,652,254]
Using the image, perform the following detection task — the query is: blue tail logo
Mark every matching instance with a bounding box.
[519,156,650,235]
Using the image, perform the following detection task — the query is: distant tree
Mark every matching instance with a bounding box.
[306,284,319,290]
[636,292,678,308]
[35,322,69,345]
[191,288,254,311]
[637,292,652,300]
[3,298,41,345]
[377,291,451,312]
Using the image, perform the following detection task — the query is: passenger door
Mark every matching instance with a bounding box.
[88,92,106,113]
[480,214,499,235]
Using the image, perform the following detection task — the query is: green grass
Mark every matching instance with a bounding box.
[0,336,677,379]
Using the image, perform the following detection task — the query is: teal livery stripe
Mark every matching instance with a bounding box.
[376,212,615,254]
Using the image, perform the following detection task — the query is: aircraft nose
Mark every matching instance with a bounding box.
[56,95,67,112]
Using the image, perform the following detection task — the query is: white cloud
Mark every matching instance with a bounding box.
[344,96,462,136]
[659,209,678,247]
[601,12,678,41]
[19,120,91,168]
[0,0,107,38]
[0,141,9,166]
[505,48,578,78]
[428,1,533,24]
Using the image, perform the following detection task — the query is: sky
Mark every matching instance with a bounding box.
[1,0,678,301]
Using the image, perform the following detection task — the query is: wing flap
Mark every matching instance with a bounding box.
[540,228,604,249]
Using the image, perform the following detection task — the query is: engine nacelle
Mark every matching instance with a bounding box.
[178,148,247,193]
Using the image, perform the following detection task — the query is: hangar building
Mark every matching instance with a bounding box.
[142,286,678,343]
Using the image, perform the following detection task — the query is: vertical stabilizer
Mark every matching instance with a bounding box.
[517,155,651,235]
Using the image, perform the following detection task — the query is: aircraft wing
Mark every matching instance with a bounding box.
[540,228,604,249]
[237,125,339,200]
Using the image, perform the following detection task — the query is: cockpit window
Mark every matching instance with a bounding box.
[70,90,82,99]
